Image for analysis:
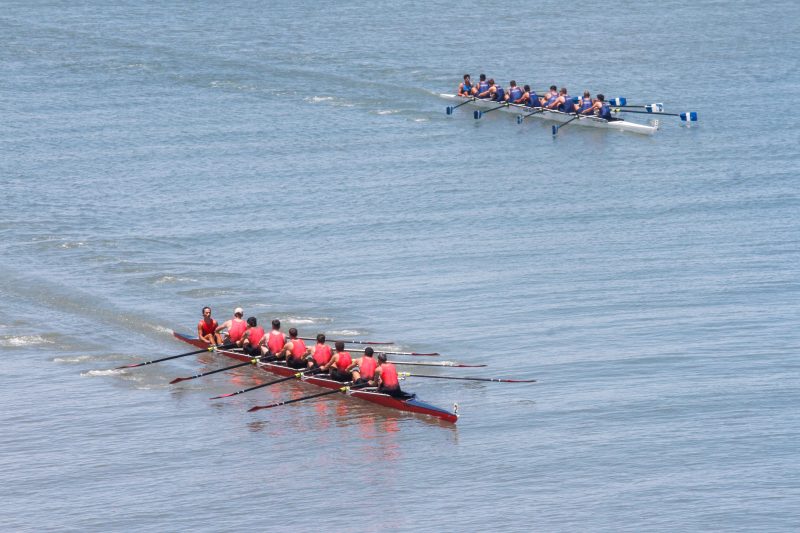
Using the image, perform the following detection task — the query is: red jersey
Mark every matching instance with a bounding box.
[379,363,399,387]
[267,331,285,354]
[247,326,265,346]
[335,351,352,372]
[290,338,307,359]
[228,319,247,342]
[358,356,376,380]
[198,318,217,337]
[312,344,332,366]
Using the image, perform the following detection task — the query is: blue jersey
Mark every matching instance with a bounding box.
[544,93,559,107]
[559,94,573,113]
[494,86,505,102]
[477,81,490,97]
[528,93,541,107]
[509,86,523,102]
[578,97,593,112]
[599,103,612,120]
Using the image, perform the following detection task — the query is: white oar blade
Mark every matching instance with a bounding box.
[609,97,627,106]
[679,112,698,122]
[645,103,665,113]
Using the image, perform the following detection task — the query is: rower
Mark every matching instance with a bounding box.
[216,307,247,347]
[489,79,505,102]
[197,306,222,345]
[522,85,542,108]
[279,327,310,368]
[547,87,574,113]
[458,74,473,97]
[307,333,332,370]
[577,90,593,113]
[265,319,286,360]
[581,93,618,121]
[542,85,559,108]
[507,80,524,104]
[241,316,266,357]
[374,353,403,397]
[474,74,490,98]
[347,346,377,385]
[322,341,352,382]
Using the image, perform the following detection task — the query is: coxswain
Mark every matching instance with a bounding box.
[241,316,266,357]
[197,306,222,345]
[279,327,310,368]
[346,346,377,385]
[216,307,247,346]
[581,93,617,121]
[307,333,333,370]
[322,341,352,382]
[458,74,473,97]
[489,79,505,102]
[374,353,402,396]
[474,74,490,98]
[577,90,593,113]
[542,85,559,108]
[265,319,286,360]
[507,80,525,104]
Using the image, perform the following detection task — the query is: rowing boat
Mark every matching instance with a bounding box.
[172,331,459,423]
[441,93,659,135]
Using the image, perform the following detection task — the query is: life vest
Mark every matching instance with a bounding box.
[335,351,352,372]
[247,326,265,346]
[313,344,332,366]
[198,318,217,337]
[228,319,247,342]
[267,331,285,354]
[358,356,377,380]
[380,363,399,388]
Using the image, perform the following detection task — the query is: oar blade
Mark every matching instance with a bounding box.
[680,111,698,122]
[645,103,665,113]
[552,124,558,136]
[473,110,482,120]
[446,106,454,115]
[609,97,627,106]
[516,115,523,124]
[169,377,186,384]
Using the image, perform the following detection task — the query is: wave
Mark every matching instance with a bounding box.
[0,335,54,347]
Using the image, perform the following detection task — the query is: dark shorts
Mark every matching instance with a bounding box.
[330,369,352,382]
[378,385,404,397]
[286,357,307,369]
[242,345,262,357]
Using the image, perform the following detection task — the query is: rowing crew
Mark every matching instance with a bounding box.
[458,74,616,121]
[197,306,402,395]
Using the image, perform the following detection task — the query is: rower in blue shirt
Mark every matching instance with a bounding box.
[458,74,473,97]
[475,74,491,99]
[488,79,505,102]
[542,86,559,108]
[523,85,542,107]
[577,91,594,113]
[507,80,524,104]
[580,93,618,121]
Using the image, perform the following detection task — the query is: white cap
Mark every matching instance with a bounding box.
[234,307,244,316]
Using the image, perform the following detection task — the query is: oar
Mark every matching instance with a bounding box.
[170,358,259,384]
[349,347,439,356]
[114,344,234,369]
[248,382,369,412]
[608,98,664,112]
[400,372,536,383]
[391,360,487,368]
[298,336,393,345]
[613,108,698,121]
[209,369,317,400]
[516,107,545,124]
[552,114,582,136]
[473,102,508,119]
[446,97,475,115]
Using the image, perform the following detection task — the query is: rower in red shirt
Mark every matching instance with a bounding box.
[241,316,266,357]
[374,353,402,396]
[307,333,332,370]
[346,346,377,385]
[265,319,286,360]
[279,328,310,369]
[322,340,352,382]
[197,306,222,345]
[216,307,247,346]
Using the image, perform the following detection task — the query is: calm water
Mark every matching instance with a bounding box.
[1,1,799,531]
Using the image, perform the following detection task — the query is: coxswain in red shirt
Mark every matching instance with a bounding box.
[279,328,310,368]
[241,316,266,357]
[374,353,402,396]
[197,306,222,345]
[347,346,377,385]
[216,307,247,346]
[323,340,352,382]
[307,333,332,370]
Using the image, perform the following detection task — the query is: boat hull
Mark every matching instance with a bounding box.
[172,331,458,423]
[441,93,658,135]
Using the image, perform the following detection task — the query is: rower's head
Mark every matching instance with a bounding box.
[234,307,243,318]
[523,84,530,92]
[550,85,557,92]
[288,327,298,339]
[509,80,517,87]
[479,73,486,81]
[583,90,590,98]
[271,319,280,330]
[335,340,345,352]
[247,316,257,327]
[202,306,211,317]
[377,353,388,364]
[597,94,605,102]
[560,87,567,95]
[463,74,470,81]
[488,78,495,86]
[364,347,374,357]
[316,333,326,344]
